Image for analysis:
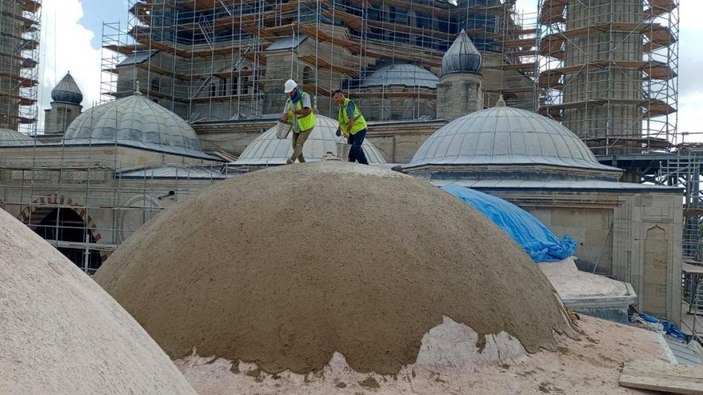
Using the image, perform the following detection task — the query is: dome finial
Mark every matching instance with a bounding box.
[135,80,142,95]
[496,95,506,107]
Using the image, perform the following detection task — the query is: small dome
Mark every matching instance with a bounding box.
[409,105,620,173]
[442,29,482,75]
[0,128,36,146]
[232,115,386,166]
[51,72,83,104]
[360,63,438,89]
[63,93,204,156]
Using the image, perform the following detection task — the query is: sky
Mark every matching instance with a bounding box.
[37,0,703,141]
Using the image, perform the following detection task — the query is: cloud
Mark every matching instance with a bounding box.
[678,0,703,97]
[38,0,102,132]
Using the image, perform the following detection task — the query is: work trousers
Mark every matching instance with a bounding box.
[287,128,312,164]
[347,128,369,165]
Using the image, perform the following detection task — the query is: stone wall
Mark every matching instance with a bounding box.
[491,189,682,323]
[612,192,683,321]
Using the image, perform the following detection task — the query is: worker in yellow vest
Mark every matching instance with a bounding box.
[333,89,369,165]
[281,79,315,164]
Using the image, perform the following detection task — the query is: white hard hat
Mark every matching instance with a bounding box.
[284,79,297,93]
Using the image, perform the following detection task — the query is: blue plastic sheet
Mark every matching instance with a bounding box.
[441,185,577,263]
[638,312,688,342]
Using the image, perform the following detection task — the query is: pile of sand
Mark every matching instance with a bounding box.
[0,209,194,394]
[95,161,577,375]
[176,315,673,394]
[539,256,632,298]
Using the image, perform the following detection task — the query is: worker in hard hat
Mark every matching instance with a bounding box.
[281,79,315,164]
[333,89,368,165]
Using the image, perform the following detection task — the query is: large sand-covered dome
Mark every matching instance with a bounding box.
[0,209,194,394]
[95,162,575,375]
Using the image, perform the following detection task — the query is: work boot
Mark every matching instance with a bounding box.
[286,158,294,164]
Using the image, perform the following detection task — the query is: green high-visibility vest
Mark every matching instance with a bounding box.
[285,92,315,131]
[338,98,368,135]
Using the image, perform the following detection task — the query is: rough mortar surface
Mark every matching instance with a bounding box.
[95,161,576,375]
[0,209,195,394]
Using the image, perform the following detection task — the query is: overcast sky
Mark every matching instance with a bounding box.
[37,0,702,141]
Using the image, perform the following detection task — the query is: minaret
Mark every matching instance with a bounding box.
[44,72,83,134]
[437,30,483,120]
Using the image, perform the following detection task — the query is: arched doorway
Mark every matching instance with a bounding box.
[18,194,106,274]
[33,208,103,274]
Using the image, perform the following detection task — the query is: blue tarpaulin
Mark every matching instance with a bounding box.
[441,185,577,262]
[638,312,688,342]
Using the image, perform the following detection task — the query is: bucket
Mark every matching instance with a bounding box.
[337,141,351,160]
[276,122,292,139]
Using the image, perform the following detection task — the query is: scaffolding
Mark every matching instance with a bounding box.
[100,22,131,104]
[537,0,679,155]
[0,140,225,275]
[0,0,42,134]
[99,0,538,123]
[655,149,702,259]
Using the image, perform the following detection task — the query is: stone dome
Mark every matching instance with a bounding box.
[232,114,386,166]
[0,209,195,393]
[94,162,576,375]
[360,63,438,89]
[63,92,204,156]
[0,128,35,146]
[409,102,620,174]
[51,71,83,104]
[442,29,482,75]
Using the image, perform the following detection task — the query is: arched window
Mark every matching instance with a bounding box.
[151,78,160,92]
[34,208,102,274]
[241,67,250,95]
[230,76,239,95]
[219,78,226,96]
[303,66,314,85]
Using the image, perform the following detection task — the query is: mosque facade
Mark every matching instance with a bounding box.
[0,90,224,273]
[0,31,685,324]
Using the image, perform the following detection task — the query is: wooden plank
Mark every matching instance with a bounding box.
[684,209,703,217]
[619,360,703,394]
[299,55,359,77]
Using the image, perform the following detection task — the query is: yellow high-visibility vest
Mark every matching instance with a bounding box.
[285,92,315,131]
[338,98,367,135]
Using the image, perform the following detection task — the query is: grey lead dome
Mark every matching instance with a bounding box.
[441,29,482,75]
[234,115,386,165]
[360,63,438,89]
[0,128,35,146]
[63,92,203,156]
[51,72,83,104]
[410,105,618,172]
